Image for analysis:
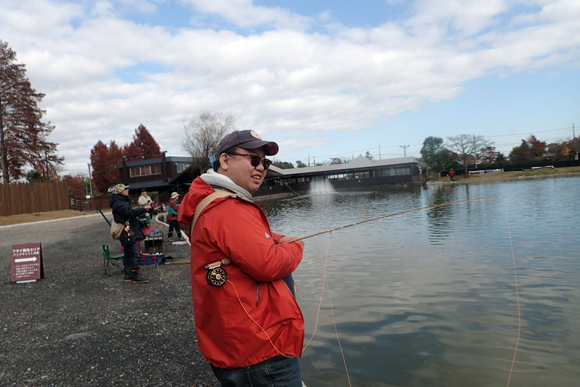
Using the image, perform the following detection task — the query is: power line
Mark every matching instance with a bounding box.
[487,126,572,138]
[281,124,576,164]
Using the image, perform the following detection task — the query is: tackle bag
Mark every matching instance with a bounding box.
[110,220,126,240]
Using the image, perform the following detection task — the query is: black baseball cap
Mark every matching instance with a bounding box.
[217,130,279,156]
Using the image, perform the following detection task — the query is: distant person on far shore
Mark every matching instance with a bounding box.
[449,168,455,181]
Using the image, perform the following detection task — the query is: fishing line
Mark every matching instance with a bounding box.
[325,254,352,387]
[504,197,521,387]
[227,280,289,358]
[303,234,332,350]
[299,195,521,387]
[199,192,521,385]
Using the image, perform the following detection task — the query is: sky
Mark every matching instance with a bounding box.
[1,0,579,176]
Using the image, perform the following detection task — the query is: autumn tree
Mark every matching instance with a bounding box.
[568,138,580,159]
[272,160,294,169]
[124,124,162,161]
[0,40,63,183]
[182,111,236,173]
[73,173,91,197]
[547,141,576,160]
[479,146,499,164]
[90,140,124,194]
[508,135,547,163]
[63,175,84,198]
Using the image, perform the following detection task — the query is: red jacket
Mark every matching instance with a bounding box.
[178,177,304,369]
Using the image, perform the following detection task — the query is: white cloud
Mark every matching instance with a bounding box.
[182,0,313,29]
[0,0,579,174]
[407,0,510,37]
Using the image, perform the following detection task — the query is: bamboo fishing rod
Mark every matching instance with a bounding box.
[295,196,503,242]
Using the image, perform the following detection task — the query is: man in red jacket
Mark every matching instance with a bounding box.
[179,130,305,387]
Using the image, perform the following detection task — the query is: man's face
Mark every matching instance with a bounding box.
[219,147,267,194]
[142,191,147,195]
[121,188,129,197]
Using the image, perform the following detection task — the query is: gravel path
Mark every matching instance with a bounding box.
[0,215,218,386]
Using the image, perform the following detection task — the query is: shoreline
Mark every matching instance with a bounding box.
[429,168,580,185]
[2,167,579,226]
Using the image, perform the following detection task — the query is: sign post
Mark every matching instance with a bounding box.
[11,243,44,283]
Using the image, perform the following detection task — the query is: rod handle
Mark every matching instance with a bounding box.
[204,258,232,270]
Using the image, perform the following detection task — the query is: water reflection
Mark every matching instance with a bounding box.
[424,185,456,244]
[259,176,580,387]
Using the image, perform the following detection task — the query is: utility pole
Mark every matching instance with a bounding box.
[44,151,49,181]
[379,144,381,159]
[87,163,93,199]
[400,145,409,157]
[573,123,576,138]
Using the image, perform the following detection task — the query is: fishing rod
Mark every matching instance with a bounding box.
[295,196,503,242]
[204,196,503,285]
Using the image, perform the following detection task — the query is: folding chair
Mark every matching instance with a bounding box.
[103,244,124,276]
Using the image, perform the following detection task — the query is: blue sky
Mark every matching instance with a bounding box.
[1,0,579,175]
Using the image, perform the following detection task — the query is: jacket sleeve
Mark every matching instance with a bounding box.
[206,200,302,282]
[178,192,193,236]
[113,201,146,222]
[270,232,283,244]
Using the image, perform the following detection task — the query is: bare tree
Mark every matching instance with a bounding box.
[182,111,236,173]
[446,134,493,174]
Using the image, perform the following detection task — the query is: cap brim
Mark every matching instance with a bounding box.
[238,139,279,156]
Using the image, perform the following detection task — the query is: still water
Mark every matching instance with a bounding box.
[259,175,580,387]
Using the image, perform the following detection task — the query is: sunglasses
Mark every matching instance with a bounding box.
[228,153,272,170]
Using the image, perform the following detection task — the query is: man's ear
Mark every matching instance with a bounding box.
[219,153,229,172]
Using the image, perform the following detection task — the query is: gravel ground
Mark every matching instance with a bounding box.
[0,215,218,386]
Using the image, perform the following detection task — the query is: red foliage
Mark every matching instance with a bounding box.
[63,175,84,198]
[90,140,124,194]
[124,124,162,161]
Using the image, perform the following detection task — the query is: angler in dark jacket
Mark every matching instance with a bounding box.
[110,183,152,284]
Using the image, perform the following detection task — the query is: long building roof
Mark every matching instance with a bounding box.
[270,155,424,177]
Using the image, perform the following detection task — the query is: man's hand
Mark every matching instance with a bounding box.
[277,236,304,250]
[146,207,158,216]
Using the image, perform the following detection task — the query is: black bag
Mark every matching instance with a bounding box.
[119,227,135,247]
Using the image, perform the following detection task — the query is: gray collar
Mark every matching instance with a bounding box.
[200,169,253,201]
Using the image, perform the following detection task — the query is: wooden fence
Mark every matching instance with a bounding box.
[69,195,112,212]
[0,181,70,217]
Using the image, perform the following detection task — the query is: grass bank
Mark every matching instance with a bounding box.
[433,166,580,184]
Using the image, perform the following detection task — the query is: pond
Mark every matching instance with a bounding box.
[259,175,580,387]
